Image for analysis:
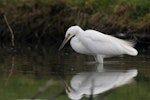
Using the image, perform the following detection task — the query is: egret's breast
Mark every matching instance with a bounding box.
[70,37,91,54]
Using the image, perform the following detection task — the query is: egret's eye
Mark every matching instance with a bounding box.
[66,33,71,39]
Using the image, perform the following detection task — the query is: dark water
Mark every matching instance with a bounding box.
[0,45,150,100]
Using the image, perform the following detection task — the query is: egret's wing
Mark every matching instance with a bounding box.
[81,30,137,56]
[86,30,134,47]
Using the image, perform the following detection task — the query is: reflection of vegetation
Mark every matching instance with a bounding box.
[107,82,150,100]
[0,45,92,77]
[0,0,149,45]
[0,70,150,100]
[0,74,67,100]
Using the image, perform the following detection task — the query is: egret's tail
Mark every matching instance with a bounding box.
[118,39,138,56]
[124,46,138,56]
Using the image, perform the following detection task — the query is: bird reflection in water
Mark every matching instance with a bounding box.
[63,64,137,100]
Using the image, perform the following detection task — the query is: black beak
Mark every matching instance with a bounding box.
[58,37,68,51]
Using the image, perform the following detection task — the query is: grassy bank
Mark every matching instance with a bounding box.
[0,0,150,45]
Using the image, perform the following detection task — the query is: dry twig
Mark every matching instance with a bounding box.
[3,14,15,46]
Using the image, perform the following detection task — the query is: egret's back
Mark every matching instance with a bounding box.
[80,30,138,56]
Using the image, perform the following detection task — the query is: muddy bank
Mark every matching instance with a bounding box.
[0,1,150,48]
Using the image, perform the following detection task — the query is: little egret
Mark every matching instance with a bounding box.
[59,25,138,63]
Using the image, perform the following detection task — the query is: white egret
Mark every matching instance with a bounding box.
[59,25,138,63]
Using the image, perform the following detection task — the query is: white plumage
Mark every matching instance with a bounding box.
[59,25,138,63]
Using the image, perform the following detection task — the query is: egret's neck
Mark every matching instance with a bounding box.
[75,26,84,36]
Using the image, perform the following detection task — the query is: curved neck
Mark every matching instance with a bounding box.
[75,26,84,35]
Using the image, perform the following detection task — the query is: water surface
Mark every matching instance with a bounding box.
[0,45,150,100]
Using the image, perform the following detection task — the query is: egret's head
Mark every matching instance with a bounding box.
[59,25,82,50]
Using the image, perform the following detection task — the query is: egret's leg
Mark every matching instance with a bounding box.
[94,55,104,64]
[96,63,104,72]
